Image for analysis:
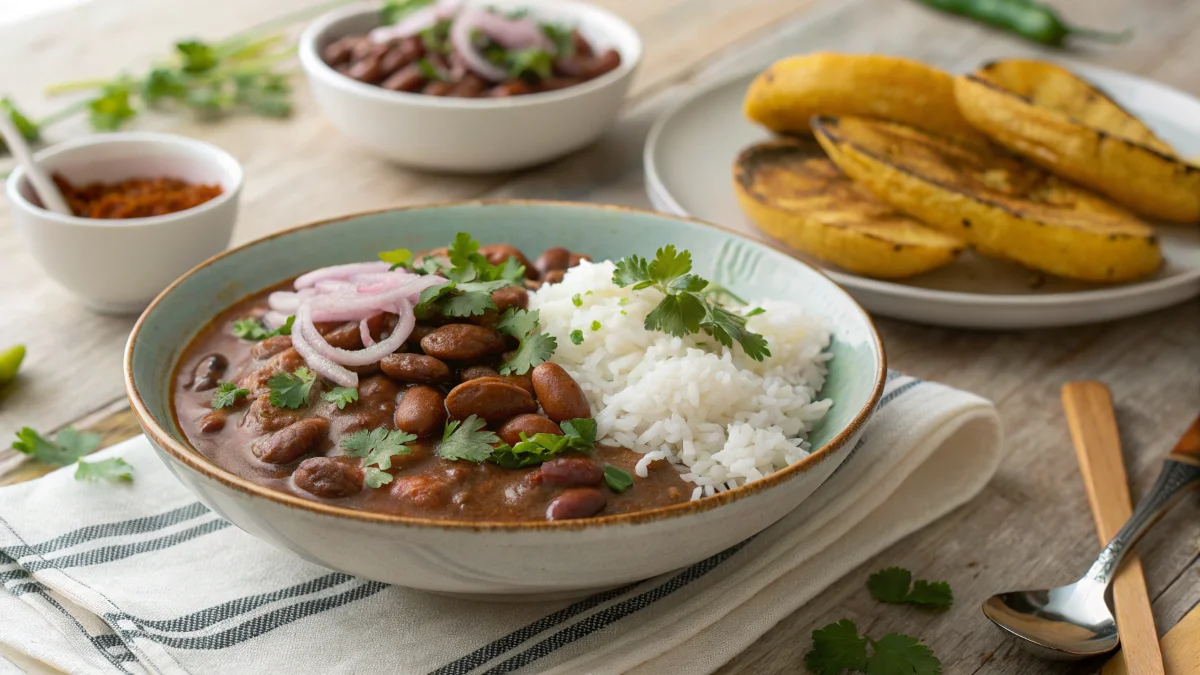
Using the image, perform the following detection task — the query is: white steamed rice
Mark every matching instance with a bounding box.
[529,261,834,499]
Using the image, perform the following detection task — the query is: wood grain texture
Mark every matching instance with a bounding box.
[1105,604,1200,675]
[2,0,1199,673]
[1062,382,1163,675]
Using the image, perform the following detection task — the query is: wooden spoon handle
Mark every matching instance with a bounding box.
[1166,415,1200,466]
[1062,381,1164,675]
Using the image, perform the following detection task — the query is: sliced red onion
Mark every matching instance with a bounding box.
[262,310,290,329]
[368,0,463,43]
[304,300,415,367]
[450,10,511,82]
[293,306,358,388]
[294,261,392,289]
[470,9,551,50]
[268,291,302,313]
[360,314,379,347]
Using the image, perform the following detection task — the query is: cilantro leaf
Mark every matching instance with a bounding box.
[541,22,575,58]
[570,330,584,345]
[612,255,650,287]
[364,467,394,489]
[497,308,540,339]
[212,382,250,409]
[603,465,633,492]
[697,299,771,361]
[805,620,868,675]
[342,427,415,470]
[499,331,557,375]
[440,280,509,317]
[267,367,317,409]
[560,418,596,450]
[438,415,500,462]
[75,457,135,483]
[746,307,766,317]
[12,427,101,467]
[867,634,941,675]
[448,231,480,270]
[590,320,601,331]
[507,48,554,79]
[232,315,293,341]
[321,387,359,410]
[648,245,692,282]
[176,40,219,73]
[489,432,571,468]
[378,248,413,270]
[88,86,137,131]
[416,57,445,81]
[381,0,435,25]
[1,97,40,146]
[644,293,705,337]
[867,567,953,610]
[496,256,527,283]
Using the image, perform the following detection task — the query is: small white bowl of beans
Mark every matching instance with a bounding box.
[298,0,641,173]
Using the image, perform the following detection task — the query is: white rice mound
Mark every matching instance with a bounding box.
[529,261,834,500]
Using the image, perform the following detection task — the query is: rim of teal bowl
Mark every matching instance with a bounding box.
[125,199,887,532]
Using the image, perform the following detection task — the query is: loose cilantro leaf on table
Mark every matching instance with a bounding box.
[211,382,250,409]
[612,246,770,361]
[12,427,100,466]
[268,367,317,409]
[342,427,415,488]
[805,620,868,675]
[232,315,293,341]
[438,415,500,463]
[321,386,359,410]
[867,567,953,610]
[496,308,557,375]
[75,457,135,483]
[804,620,940,675]
[603,465,633,492]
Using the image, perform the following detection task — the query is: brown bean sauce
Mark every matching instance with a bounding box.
[171,248,690,522]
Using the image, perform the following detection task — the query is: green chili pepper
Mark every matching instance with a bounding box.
[915,0,1131,47]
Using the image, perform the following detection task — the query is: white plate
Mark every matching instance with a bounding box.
[644,63,1200,329]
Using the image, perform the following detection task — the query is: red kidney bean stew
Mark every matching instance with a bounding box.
[322,4,622,97]
[172,242,691,522]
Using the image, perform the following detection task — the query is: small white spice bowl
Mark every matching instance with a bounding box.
[6,132,243,315]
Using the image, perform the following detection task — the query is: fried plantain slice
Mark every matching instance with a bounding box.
[744,52,987,144]
[812,115,1162,283]
[955,59,1200,223]
[733,138,964,279]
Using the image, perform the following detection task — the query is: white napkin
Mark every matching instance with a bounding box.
[0,372,1001,675]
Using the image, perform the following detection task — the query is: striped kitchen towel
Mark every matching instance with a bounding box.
[0,372,1002,675]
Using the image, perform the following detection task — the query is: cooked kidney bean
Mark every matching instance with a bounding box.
[391,474,450,508]
[540,457,604,487]
[537,77,584,92]
[571,29,593,59]
[382,63,427,92]
[542,269,566,285]
[198,410,226,433]
[461,365,500,381]
[294,457,364,498]
[250,336,292,361]
[491,285,529,313]
[347,50,387,83]
[497,413,562,446]
[546,488,606,520]
[341,375,400,433]
[394,385,448,437]
[568,252,591,267]
[321,320,366,350]
[243,393,304,433]
[190,354,228,391]
[531,363,591,422]
[253,418,329,464]
[423,80,455,96]
[487,81,533,97]
[478,245,537,279]
[380,37,423,74]
[323,36,363,66]
[450,74,487,97]
[421,324,507,361]
[445,378,537,423]
[380,353,451,383]
[534,247,571,276]
[586,50,622,79]
[238,348,304,393]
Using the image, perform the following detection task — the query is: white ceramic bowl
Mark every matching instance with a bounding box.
[6,132,243,314]
[298,0,642,172]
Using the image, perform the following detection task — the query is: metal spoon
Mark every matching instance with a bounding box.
[0,110,72,215]
[983,414,1200,659]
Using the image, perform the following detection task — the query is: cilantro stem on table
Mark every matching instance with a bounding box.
[612,246,770,361]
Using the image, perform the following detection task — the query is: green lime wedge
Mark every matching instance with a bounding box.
[0,345,25,384]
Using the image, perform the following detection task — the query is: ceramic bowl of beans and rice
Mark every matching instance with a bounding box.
[298,0,642,172]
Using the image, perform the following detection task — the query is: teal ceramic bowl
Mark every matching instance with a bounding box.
[126,200,885,596]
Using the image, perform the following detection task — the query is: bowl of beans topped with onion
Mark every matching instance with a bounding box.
[298,0,642,172]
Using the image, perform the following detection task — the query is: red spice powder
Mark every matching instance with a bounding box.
[53,173,224,219]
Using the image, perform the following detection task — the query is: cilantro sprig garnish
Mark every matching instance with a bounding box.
[211,382,250,409]
[321,387,359,410]
[496,308,557,375]
[438,415,501,462]
[232,315,293,341]
[611,246,770,361]
[805,620,940,675]
[867,568,953,609]
[12,427,134,483]
[267,367,317,409]
[489,418,596,468]
[342,427,417,488]
[407,233,526,319]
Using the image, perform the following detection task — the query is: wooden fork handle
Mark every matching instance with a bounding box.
[1166,414,1200,466]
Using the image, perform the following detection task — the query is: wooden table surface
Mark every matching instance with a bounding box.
[2,0,1198,672]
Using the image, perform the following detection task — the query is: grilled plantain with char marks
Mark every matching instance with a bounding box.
[955,59,1200,223]
[812,115,1162,283]
[733,138,965,279]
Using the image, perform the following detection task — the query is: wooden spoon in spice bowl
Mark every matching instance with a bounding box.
[4,132,242,314]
